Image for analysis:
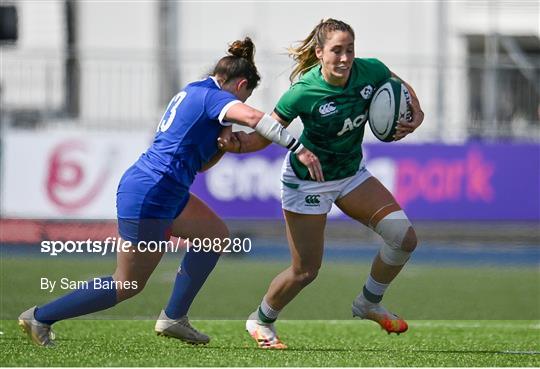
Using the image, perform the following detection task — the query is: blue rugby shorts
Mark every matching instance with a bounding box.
[116,165,189,244]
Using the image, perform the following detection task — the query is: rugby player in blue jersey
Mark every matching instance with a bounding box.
[18,37,323,347]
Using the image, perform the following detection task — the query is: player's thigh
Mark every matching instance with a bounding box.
[170,193,228,240]
[283,210,326,272]
[335,177,401,227]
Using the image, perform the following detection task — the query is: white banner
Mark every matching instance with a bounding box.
[1,129,152,218]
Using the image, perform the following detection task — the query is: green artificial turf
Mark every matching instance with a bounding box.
[1,320,539,366]
[1,256,539,366]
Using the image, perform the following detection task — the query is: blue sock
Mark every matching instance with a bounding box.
[164,251,220,319]
[34,276,117,325]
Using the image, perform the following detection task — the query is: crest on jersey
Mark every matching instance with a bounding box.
[360,85,374,99]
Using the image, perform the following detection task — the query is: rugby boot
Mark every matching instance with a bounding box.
[155,310,210,344]
[352,294,408,334]
[18,306,56,347]
[245,310,287,349]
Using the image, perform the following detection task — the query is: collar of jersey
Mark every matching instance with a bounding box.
[210,76,221,89]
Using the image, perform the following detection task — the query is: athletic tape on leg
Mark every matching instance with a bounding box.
[374,210,412,266]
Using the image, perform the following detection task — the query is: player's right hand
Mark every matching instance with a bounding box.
[394,81,424,141]
[296,148,324,182]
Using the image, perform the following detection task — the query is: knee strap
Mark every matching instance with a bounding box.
[374,210,413,266]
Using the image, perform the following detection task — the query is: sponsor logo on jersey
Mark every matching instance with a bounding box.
[337,113,368,136]
[318,102,338,117]
[360,85,374,99]
[305,194,321,206]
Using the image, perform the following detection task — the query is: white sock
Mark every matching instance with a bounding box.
[362,274,389,303]
[259,296,280,322]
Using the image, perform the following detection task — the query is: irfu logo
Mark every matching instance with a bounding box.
[360,85,374,99]
[305,194,321,206]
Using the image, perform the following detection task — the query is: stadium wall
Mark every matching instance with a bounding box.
[2,2,539,140]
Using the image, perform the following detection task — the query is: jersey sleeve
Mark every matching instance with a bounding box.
[204,89,241,125]
[362,58,392,86]
[274,84,303,123]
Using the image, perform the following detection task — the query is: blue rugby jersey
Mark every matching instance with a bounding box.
[135,77,240,188]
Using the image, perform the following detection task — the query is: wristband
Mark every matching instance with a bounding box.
[291,142,304,154]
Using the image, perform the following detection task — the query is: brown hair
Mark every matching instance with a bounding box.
[288,19,355,82]
[212,37,261,89]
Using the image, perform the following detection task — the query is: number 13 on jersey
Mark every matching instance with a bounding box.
[157,91,187,132]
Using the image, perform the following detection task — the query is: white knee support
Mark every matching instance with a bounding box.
[374,210,413,266]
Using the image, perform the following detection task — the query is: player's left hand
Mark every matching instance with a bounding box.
[394,86,424,141]
[296,147,324,182]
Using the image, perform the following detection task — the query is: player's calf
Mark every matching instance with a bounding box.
[291,267,319,288]
[352,209,415,334]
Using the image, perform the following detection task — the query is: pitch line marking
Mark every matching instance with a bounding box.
[500,350,540,355]
[278,320,540,330]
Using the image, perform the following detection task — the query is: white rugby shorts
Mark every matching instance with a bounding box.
[280,152,372,215]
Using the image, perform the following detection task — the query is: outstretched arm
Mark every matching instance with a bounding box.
[220,104,324,181]
[218,112,290,153]
[391,72,424,141]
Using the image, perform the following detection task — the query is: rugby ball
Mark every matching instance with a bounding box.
[368,78,412,142]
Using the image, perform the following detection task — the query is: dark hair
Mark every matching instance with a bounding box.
[212,37,261,89]
[289,19,355,82]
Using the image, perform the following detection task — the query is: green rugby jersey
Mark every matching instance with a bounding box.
[275,58,391,181]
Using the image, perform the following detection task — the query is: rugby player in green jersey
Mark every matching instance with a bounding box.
[219,19,424,349]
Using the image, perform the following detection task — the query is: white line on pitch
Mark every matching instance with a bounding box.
[278,320,540,329]
[500,350,540,355]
